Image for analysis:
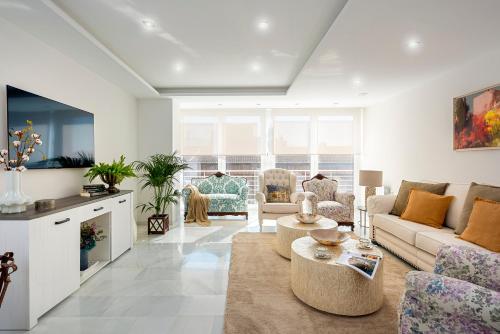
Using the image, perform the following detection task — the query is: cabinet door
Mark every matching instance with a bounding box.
[31,209,80,317]
[111,194,132,261]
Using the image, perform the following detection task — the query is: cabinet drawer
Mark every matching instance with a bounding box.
[81,200,111,220]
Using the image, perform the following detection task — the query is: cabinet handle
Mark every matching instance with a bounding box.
[93,206,104,212]
[55,218,70,225]
[119,199,126,204]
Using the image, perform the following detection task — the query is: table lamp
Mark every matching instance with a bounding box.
[359,170,383,206]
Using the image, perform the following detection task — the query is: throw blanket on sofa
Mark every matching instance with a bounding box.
[184,184,211,226]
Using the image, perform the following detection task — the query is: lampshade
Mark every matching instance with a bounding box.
[359,170,383,187]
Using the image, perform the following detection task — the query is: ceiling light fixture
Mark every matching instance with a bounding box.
[257,20,270,32]
[406,38,423,51]
[173,62,185,73]
[359,92,368,96]
[353,78,362,86]
[250,62,261,72]
[141,19,156,31]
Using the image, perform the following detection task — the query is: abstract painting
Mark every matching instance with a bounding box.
[454,85,500,150]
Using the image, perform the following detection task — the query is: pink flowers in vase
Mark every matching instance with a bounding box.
[0,120,42,171]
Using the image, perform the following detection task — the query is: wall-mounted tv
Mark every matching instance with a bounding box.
[7,85,95,169]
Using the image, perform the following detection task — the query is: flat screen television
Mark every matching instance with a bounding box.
[7,85,95,169]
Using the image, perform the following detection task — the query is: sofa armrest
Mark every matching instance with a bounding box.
[255,192,266,207]
[181,187,192,210]
[400,271,500,333]
[434,245,500,292]
[367,194,396,218]
[239,185,249,202]
[335,192,355,207]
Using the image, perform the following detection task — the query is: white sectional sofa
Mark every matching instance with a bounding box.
[367,183,491,272]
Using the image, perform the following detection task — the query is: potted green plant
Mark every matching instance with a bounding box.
[84,155,135,193]
[133,153,189,234]
[80,222,106,271]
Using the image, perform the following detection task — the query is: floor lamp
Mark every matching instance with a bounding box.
[359,170,383,207]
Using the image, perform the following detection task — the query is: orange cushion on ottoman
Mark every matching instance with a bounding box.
[400,189,454,228]
[459,198,500,252]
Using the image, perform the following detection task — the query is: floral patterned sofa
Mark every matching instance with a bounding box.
[399,245,500,334]
[302,174,355,230]
[182,172,248,218]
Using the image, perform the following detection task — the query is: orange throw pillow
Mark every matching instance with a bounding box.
[400,189,454,228]
[459,198,500,252]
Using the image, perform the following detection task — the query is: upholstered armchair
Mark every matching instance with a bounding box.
[256,168,305,230]
[302,174,355,230]
[399,245,500,334]
[182,172,248,218]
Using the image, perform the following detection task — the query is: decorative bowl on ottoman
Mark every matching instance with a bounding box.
[295,213,323,224]
[309,228,350,246]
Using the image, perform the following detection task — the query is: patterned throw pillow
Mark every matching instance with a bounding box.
[266,185,290,203]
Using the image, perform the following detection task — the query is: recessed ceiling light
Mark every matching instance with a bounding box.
[333,102,339,105]
[173,62,184,73]
[217,103,223,106]
[141,19,156,31]
[295,103,300,106]
[250,62,261,72]
[359,92,368,96]
[256,103,261,106]
[266,108,272,112]
[257,20,270,32]
[407,39,423,51]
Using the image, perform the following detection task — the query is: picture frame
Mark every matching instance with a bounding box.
[453,84,500,151]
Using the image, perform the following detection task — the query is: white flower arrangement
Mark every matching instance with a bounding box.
[0,120,42,172]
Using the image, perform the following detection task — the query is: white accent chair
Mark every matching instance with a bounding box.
[255,168,305,230]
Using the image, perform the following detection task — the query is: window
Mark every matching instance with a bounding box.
[182,155,218,187]
[275,155,311,192]
[318,154,354,193]
[177,109,361,200]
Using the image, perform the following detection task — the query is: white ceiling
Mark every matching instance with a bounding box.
[52,0,346,90]
[1,0,500,108]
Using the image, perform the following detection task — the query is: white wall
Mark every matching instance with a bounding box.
[0,18,139,201]
[364,49,500,192]
[137,98,177,224]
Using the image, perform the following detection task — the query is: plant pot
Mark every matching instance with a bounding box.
[80,249,89,271]
[148,214,169,234]
[100,173,120,194]
[0,171,32,213]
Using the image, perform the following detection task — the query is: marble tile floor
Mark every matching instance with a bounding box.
[7,208,365,334]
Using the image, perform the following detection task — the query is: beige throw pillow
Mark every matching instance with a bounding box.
[455,182,500,234]
[390,180,449,216]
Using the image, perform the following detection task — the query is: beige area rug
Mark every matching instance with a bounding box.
[224,233,413,334]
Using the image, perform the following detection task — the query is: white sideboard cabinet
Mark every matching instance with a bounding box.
[0,190,134,330]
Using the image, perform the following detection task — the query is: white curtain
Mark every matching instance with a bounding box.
[273,115,310,154]
[316,115,353,154]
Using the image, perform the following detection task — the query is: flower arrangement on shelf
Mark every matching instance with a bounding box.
[80,222,106,251]
[84,155,136,194]
[80,222,106,271]
[0,120,42,172]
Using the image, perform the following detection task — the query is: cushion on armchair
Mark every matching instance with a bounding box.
[266,185,290,203]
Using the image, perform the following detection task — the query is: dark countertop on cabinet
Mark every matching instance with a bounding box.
[0,190,133,221]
